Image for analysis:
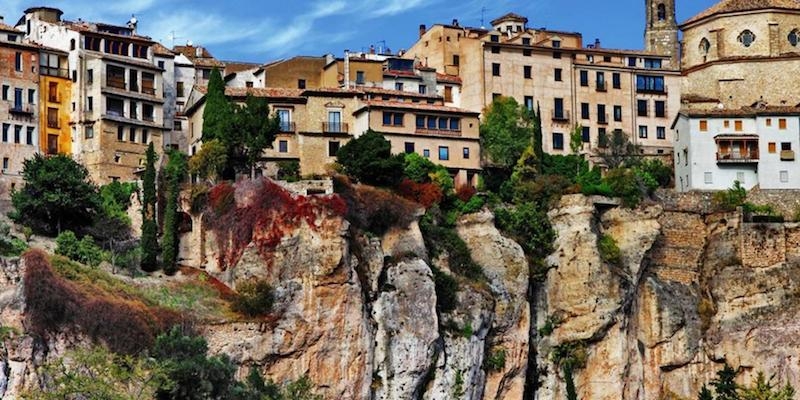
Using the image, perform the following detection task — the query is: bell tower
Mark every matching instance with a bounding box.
[644,0,679,67]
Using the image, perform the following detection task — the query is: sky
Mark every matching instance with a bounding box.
[4,0,718,63]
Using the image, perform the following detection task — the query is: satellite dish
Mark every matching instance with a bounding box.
[187,40,194,47]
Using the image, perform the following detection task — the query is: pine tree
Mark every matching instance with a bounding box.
[201,68,233,143]
[140,142,159,271]
[712,364,739,400]
[161,151,187,275]
[698,384,714,400]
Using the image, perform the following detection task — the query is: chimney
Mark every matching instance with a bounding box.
[196,46,203,58]
[594,38,601,48]
[344,49,350,89]
[0,16,4,24]
[452,19,459,27]
[419,24,426,38]
[369,44,375,55]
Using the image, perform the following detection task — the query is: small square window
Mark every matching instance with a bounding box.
[423,149,430,158]
[766,118,772,127]
[554,68,562,82]
[524,65,532,79]
[405,142,415,153]
[704,172,713,184]
[769,142,777,153]
[491,46,500,54]
[438,146,449,161]
[781,170,789,183]
[699,120,708,131]
[734,120,743,131]
[552,132,564,150]
[638,125,648,139]
[492,63,501,76]
[779,118,788,129]
[463,147,470,159]
[724,120,730,128]
[278,140,288,153]
[298,79,306,89]
[328,141,340,156]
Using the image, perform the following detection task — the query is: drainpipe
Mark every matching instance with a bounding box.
[344,49,350,89]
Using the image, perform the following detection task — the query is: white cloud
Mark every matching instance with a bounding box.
[367,0,431,17]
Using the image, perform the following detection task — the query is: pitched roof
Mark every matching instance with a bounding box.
[224,61,261,74]
[194,86,305,99]
[682,0,800,26]
[0,22,22,33]
[490,12,529,26]
[356,100,479,115]
[152,42,175,57]
[679,105,800,117]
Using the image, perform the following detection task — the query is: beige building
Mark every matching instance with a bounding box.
[20,7,165,184]
[680,0,800,110]
[404,8,682,159]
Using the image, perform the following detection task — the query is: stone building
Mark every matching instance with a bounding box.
[19,7,165,184]
[0,18,40,196]
[403,7,682,159]
[38,46,72,156]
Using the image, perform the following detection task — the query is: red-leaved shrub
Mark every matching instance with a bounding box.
[396,179,444,208]
[455,185,478,202]
[334,175,419,235]
[205,179,347,270]
[23,250,181,355]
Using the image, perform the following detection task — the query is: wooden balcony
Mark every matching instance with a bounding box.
[716,150,759,163]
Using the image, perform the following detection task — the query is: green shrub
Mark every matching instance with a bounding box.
[420,216,484,281]
[712,180,747,211]
[55,231,105,267]
[231,280,274,317]
[638,159,672,187]
[486,348,507,371]
[598,234,621,266]
[277,160,301,182]
[538,313,562,336]
[431,266,458,313]
[0,223,27,256]
[336,130,404,187]
[461,322,473,338]
[458,195,485,214]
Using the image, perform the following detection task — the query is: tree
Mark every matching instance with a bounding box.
[201,68,234,143]
[712,364,739,400]
[10,154,100,236]
[162,151,187,275]
[600,130,639,169]
[570,124,584,155]
[141,142,159,272]
[698,384,714,400]
[533,102,544,170]
[479,96,534,170]
[336,129,404,187]
[229,95,281,176]
[188,139,227,183]
[739,372,795,400]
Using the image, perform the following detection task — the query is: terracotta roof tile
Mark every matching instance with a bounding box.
[680,105,800,117]
[195,86,304,99]
[362,87,439,98]
[683,0,800,26]
[152,42,175,57]
[224,61,260,74]
[359,100,479,115]
[436,73,462,84]
[0,22,22,33]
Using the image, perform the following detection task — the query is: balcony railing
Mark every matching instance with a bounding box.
[597,113,609,125]
[323,122,349,133]
[551,110,570,121]
[106,76,125,90]
[636,86,668,95]
[143,114,155,122]
[41,66,69,78]
[279,121,296,132]
[415,127,462,137]
[48,94,60,103]
[716,150,759,163]
[142,83,156,95]
[9,103,34,115]
[47,117,60,129]
[596,81,607,92]
[781,150,795,161]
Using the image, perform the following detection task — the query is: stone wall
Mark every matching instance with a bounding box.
[740,222,786,268]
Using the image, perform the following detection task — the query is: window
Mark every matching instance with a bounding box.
[781,171,789,183]
[106,65,126,89]
[142,104,154,121]
[769,142,777,153]
[129,127,137,142]
[523,65,532,79]
[581,103,590,119]
[278,140,288,153]
[452,55,460,66]
[444,86,453,102]
[738,30,756,47]
[644,58,662,69]
[735,120,743,131]
[766,118,772,127]
[613,105,622,121]
[117,125,124,141]
[2,158,7,170]
[491,46,500,54]
[463,147,470,159]
[383,112,404,126]
[604,56,612,62]
[597,104,607,123]
[15,52,22,72]
[405,142,415,153]
[327,111,342,132]
[554,68,562,81]
[699,38,711,54]
[782,142,792,151]
[598,128,607,147]
[130,102,138,119]
[553,51,561,59]
[699,120,708,131]
[1,85,7,100]
[636,75,665,92]
[492,63,501,76]
[355,71,365,85]
[174,120,183,131]
[129,69,139,92]
[157,60,165,69]
[654,101,666,117]
[790,30,800,46]
[142,129,149,144]
[87,96,93,111]
[552,132,564,150]
[581,126,590,142]
[14,125,21,143]
[438,146,449,161]
[524,96,534,110]
[554,98,565,119]
[395,82,404,91]
[639,125,648,138]
[419,85,427,94]
[47,107,59,129]
[657,126,666,139]
[490,35,499,43]
[704,172,713,184]
[297,79,306,89]
[423,149,430,158]
[14,89,22,110]
[176,81,185,98]
[596,72,605,90]
[141,72,155,95]
[2,124,8,142]
[48,82,59,103]
[449,118,460,130]
[628,57,637,67]
[87,69,94,85]
[637,99,648,117]
[85,126,94,139]
[28,89,35,104]
[522,37,531,46]
[328,141,340,156]
[580,70,588,86]
[779,118,787,129]
[523,49,531,56]
[552,40,561,48]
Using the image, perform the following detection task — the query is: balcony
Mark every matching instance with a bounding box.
[415,127,462,137]
[717,150,759,163]
[715,135,758,164]
[596,81,607,92]
[323,122,349,134]
[551,110,570,122]
[41,66,69,78]
[781,150,795,161]
[636,86,668,95]
[106,76,126,90]
[597,113,609,125]
[9,103,34,116]
[279,121,296,133]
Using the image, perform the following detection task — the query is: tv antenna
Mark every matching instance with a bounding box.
[480,6,488,29]
[168,30,183,47]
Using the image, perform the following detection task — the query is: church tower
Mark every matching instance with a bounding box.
[644,0,679,67]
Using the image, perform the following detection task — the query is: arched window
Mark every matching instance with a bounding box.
[70,38,76,50]
[738,30,756,47]
[699,37,710,54]
[657,3,667,21]
[789,29,799,46]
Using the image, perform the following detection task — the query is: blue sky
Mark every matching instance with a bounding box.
[5,0,717,63]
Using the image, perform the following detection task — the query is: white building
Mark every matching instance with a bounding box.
[673,106,800,191]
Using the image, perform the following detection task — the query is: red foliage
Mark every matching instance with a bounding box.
[456,185,478,202]
[396,178,444,208]
[22,250,182,355]
[205,179,347,270]
[334,176,419,235]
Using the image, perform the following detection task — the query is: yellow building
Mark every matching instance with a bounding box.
[38,47,71,154]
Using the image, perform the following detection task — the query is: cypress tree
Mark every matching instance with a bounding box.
[140,142,159,271]
[162,150,187,275]
[533,102,544,171]
[201,68,233,143]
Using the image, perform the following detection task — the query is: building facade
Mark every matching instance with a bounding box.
[404,9,681,159]
[38,47,71,156]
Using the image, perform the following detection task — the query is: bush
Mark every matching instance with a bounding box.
[396,179,443,208]
[55,230,105,268]
[231,280,274,317]
[336,130,404,187]
[420,215,484,281]
[403,152,439,183]
[606,168,644,208]
[458,195,485,214]
[335,176,418,235]
[712,180,747,211]
[0,222,27,257]
[638,159,672,188]
[277,160,301,182]
[486,348,507,371]
[431,266,458,313]
[598,234,621,266]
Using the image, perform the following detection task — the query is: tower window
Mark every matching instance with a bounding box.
[738,30,756,47]
[699,38,710,54]
[657,3,666,21]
